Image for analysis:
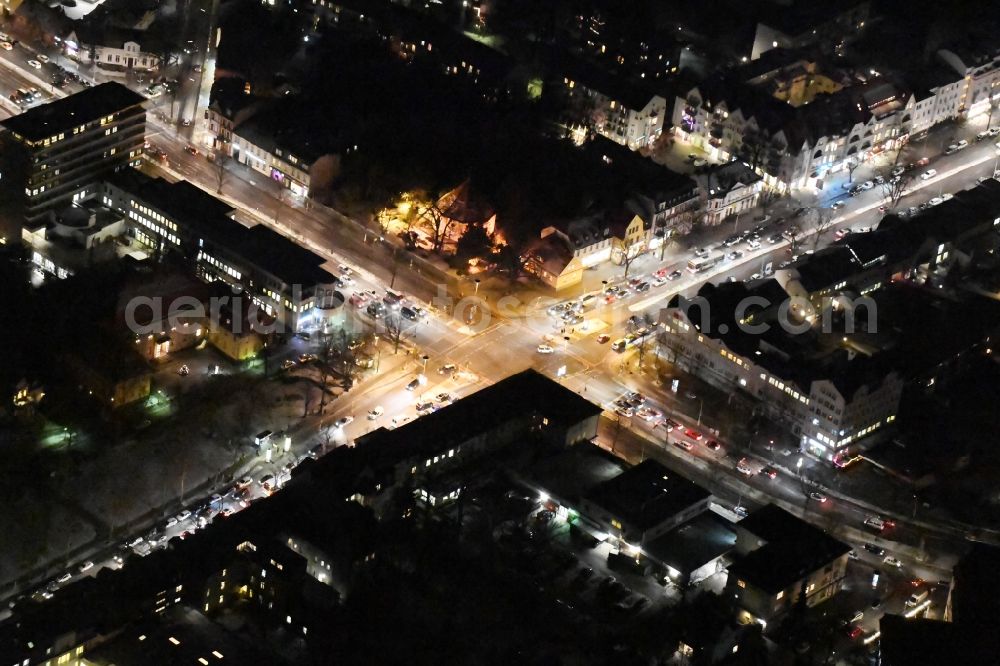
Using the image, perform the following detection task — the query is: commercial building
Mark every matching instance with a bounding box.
[100,171,342,333]
[726,505,851,625]
[0,82,146,224]
[63,27,162,72]
[580,459,712,549]
[659,280,904,462]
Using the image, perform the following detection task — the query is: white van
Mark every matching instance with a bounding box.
[906,590,929,607]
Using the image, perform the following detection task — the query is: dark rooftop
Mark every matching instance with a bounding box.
[584,459,711,533]
[644,513,736,574]
[730,504,850,593]
[354,369,603,463]
[109,173,334,286]
[0,82,145,142]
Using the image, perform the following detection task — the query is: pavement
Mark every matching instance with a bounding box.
[3,13,1000,614]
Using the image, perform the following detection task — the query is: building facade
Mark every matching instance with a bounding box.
[0,82,146,223]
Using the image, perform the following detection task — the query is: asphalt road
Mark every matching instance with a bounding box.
[2,29,998,610]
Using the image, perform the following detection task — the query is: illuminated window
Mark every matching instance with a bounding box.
[737,579,746,589]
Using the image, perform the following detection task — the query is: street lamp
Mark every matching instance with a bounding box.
[474,278,481,296]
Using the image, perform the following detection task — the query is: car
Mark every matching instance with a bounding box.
[235,476,253,489]
[736,458,754,475]
[57,572,72,584]
[693,247,709,259]
[165,517,178,528]
[705,439,722,451]
[183,144,198,156]
[367,406,384,420]
[596,334,611,344]
[683,428,702,441]
[884,556,903,568]
[864,516,894,531]
[334,416,354,428]
[435,392,452,403]
[615,405,634,418]
[0,41,12,51]
[438,363,457,375]
[976,131,991,142]
[176,509,192,522]
[848,550,860,560]
[831,200,846,210]
[77,561,94,573]
[258,474,275,490]
[989,127,1000,137]
[693,158,707,168]
[809,492,828,503]
[281,359,296,370]
[650,275,668,287]
[956,139,968,149]
[928,196,944,207]
[634,281,651,292]
[637,407,661,421]
[760,466,778,479]
[298,353,316,364]
[725,251,744,262]
[733,504,748,517]
[405,376,426,391]
[891,165,906,177]
[863,543,886,556]
[944,143,960,155]
[921,169,937,180]
[27,59,41,69]
[871,597,884,609]
[415,401,436,414]
[667,269,682,280]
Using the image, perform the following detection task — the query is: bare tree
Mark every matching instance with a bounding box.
[880,174,912,212]
[617,241,647,279]
[382,313,407,354]
[802,207,836,251]
[846,157,862,185]
[214,152,230,194]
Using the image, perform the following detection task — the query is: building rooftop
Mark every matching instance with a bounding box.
[644,512,736,575]
[584,459,711,533]
[353,369,602,464]
[109,174,334,287]
[526,442,627,504]
[0,82,145,142]
[729,505,850,594]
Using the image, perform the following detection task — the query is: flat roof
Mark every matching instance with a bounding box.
[526,442,626,504]
[114,175,334,286]
[354,369,603,462]
[729,505,850,593]
[0,82,145,142]
[585,459,711,532]
[644,513,736,574]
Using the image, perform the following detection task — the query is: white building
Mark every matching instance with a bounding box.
[561,66,666,150]
[658,284,903,463]
[64,31,160,72]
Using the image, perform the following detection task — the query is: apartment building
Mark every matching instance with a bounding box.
[658,281,904,462]
[0,82,145,223]
[727,505,851,625]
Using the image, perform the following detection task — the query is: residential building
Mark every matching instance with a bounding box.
[63,27,161,71]
[228,101,343,199]
[673,56,910,191]
[580,459,712,549]
[748,0,871,60]
[558,57,668,150]
[204,77,269,155]
[726,505,851,625]
[696,161,763,225]
[659,280,904,462]
[524,233,584,291]
[0,82,146,223]
[100,171,342,333]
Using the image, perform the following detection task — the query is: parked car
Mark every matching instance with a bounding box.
[77,561,94,573]
[705,439,722,451]
[809,492,828,503]
[884,556,903,568]
[760,466,778,479]
[863,542,886,556]
[920,169,938,180]
[367,406,384,420]
[438,363,457,375]
[334,416,354,428]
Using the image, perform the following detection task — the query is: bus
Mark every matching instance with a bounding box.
[687,254,723,274]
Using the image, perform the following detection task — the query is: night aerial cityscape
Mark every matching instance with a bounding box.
[1,0,1000,664]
